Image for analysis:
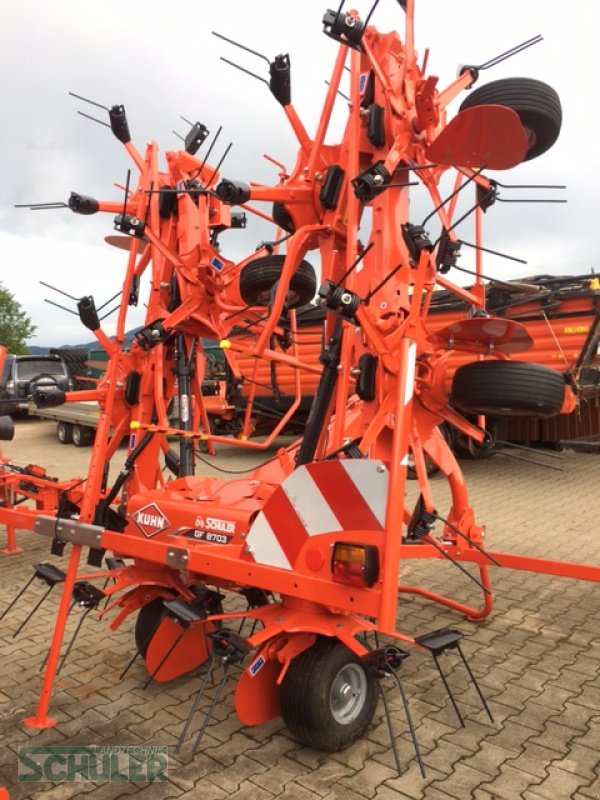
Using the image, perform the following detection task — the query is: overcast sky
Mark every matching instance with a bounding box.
[0,1,595,347]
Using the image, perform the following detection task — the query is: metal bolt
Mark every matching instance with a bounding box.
[377,464,386,473]
[341,292,353,305]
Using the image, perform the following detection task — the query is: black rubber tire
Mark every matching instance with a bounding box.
[451,361,564,417]
[459,77,562,161]
[57,421,73,445]
[72,424,93,447]
[272,202,296,234]
[280,637,378,752]
[240,255,317,308]
[135,599,166,658]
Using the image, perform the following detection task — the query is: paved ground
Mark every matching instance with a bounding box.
[1,419,599,799]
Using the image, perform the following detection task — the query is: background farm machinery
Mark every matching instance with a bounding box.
[5,0,600,777]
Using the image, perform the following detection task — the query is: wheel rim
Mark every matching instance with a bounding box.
[329,663,367,725]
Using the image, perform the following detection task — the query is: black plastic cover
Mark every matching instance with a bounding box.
[320,165,345,210]
[269,54,291,106]
[109,105,131,144]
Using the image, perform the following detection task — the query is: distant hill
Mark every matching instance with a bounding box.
[28,329,141,355]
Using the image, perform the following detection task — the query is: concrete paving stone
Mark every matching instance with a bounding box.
[249,754,313,794]
[556,703,598,733]
[159,752,222,792]
[239,730,297,768]
[578,774,600,799]
[529,685,582,713]
[338,761,402,798]
[550,742,600,781]
[528,720,581,754]
[524,765,590,800]
[439,719,503,753]
[505,741,564,779]
[574,716,600,748]
[572,686,600,713]
[506,700,561,734]
[275,780,332,800]
[461,740,523,779]
[187,753,267,794]
[293,759,355,797]
[330,738,388,771]
[429,762,496,799]
[485,681,542,712]
[479,764,545,799]
[171,781,228,800]
[202,731,267,768]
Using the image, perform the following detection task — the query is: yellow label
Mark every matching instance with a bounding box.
[564,325,589,335]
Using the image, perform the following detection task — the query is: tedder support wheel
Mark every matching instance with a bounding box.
[57,421,73,445]
[72,424,93,447]
[280,637,378,752]
[450,361,565,417]
[239,254,317,308]
[459,77,562,161]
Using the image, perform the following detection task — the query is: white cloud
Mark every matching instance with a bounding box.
[1,0,597,347]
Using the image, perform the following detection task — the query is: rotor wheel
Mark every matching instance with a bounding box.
[458,77,562,161]
[280,637,378,752]
[450,361,564,417]
[239,255,317,308]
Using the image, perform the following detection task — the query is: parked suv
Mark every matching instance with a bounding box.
[0,355,73,415]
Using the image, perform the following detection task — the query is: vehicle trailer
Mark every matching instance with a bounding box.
[28,401,99,446]
[426,273,600,450]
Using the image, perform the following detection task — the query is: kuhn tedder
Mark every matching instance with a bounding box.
[8,0,600,775]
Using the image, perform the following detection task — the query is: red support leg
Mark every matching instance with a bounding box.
[23,544,83,729]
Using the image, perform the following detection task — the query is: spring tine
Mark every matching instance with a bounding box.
[12,585,55,639]
[56,607,93,676]
[191,662,231,755]
[390,670,426,777]
[377,681,402,776]
[142,627,186,690]
[119,607,167,681]
[0,574,36,621]
[175,656,217,754]
[432,654,464,728]
[457,644,494,723]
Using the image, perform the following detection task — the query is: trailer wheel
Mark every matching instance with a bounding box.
[451,361,564,417]
[135,599,166,658]
[459,78,561,161]
[57,421,73,445]
[240,255,317,308]
[280,637,377,752]
[72,424,93,447]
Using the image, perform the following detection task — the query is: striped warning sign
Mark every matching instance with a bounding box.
[246,460,388,570]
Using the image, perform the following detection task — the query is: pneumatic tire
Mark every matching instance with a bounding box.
[239,255,317,308]
[450,361,564,417]
[280,637,378,752]
[459,77,562,160]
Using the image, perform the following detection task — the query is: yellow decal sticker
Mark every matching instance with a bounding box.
[564,325,589,335]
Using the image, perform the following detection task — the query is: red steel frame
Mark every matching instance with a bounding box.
[17,3,600,734]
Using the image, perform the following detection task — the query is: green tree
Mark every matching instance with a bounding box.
[0,283,37,355]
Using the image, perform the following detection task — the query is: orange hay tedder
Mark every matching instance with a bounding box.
[8,0,600,776]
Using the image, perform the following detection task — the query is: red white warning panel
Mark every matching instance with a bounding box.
[246,460,388,570]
